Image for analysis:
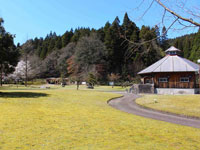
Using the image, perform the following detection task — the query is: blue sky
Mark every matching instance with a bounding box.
[0,0,199,44]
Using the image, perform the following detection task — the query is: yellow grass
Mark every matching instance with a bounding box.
[136,95,200,118]
[0,89,200,150]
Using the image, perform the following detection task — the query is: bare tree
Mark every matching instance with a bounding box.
[121,0,200,59]
[155,0,200,27]
[126,0,199,44]
[67,34,106,90]
[9,60,32,85]
[28,54,43,78]
[24,53,29,86]
[21,41,34,86]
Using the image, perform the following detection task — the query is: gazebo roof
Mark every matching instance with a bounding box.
[165,46,181,52]
[138,55,199,74]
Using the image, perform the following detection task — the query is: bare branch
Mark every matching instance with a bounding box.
[177,19,196,28]
[132,0,145,11]
[175,1,200,18]
[156,0,200,26]
[137,0,155,20]
[162,9,166,26]
[124,17,179,46]
[122,17,179,61]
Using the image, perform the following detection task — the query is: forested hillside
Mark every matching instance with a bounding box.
[18,13,165,82]
[168,30,200,62]
[18,13,199,83]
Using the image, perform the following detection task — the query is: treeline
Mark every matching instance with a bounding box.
[1,12,199,85]
[20,13,167,83]
[168,30,200,62]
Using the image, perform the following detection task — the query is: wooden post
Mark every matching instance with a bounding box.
[197,59,200,93]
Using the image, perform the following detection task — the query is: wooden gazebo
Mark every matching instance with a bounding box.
[138,46,199,94]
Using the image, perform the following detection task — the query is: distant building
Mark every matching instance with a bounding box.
[46,78,69,85]
[138,46,199,94]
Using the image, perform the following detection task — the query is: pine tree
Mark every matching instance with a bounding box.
[161,26,168,49]
[62,29,73,47]
[40,42,48,59]
[154,25,160,44]
[190,30,200,61]
[183,37,190,58]
[48,38,55,53]
[55,37,62,49]
[110,16,124,73]
[122,12,137,40]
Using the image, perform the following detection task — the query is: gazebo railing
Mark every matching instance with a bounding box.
[155,82,198,88]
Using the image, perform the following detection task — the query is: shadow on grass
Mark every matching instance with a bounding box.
[0,92,48,98]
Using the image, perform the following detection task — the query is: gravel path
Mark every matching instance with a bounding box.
[108,93,200,128]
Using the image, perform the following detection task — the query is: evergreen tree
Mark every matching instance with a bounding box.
[154,25,160,44]
[122,12,137,40]
[16,12,170,81]
[106,16,124,73]
[190,30,200,61]
[96,27,105,42]
[55,37,62,49]
[75,33,105,70]
[48,38,55,53]
[0,18,19,86]
[139,26,161,66]
[161,26,168,49]
[121,13,139,78]
[40,42,48,59]
[183,37,190,58]
[62,29,73,47]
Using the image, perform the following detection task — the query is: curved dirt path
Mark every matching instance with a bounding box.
[108,93,200,128]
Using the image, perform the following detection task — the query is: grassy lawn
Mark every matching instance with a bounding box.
[136,95,200,118]
[0,89,200,149]
[0,84,127,92]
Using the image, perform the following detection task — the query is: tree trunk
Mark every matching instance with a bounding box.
[0,66,2,87]
[77,81,79,90]
[25,54,28,87]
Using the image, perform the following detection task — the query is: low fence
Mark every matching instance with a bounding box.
[132,84,154,94]
[155,82,199,89]
[132,84,200,94]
